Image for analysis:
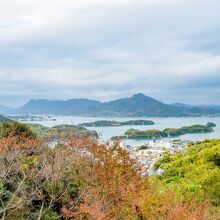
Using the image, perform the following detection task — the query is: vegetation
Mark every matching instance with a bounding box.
[0,121,219,219]
[79,119,154,127]
[154,139,220,209]
[207,122,216,128]
[135,144,150,151]
[125,124,214,139]
[0,115,11,123]
[0,121,36,139]
[28,123,98,138]
[125,128,167,139]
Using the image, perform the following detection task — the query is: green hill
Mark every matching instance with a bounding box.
[28,123,98,138]
[154,139,220,206]
[0,115,11,123]
[101,93,184,117]
[125,124,214,139]
[79,119,154,127]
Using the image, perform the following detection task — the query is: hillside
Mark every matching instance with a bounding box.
[154,139,220,206]
[125,124,214,139]
[0,105,14,115]
[1,93,220,117]
[101,93,184,117]
[17,98,102,115]
[0,115,11,123]
[0,126,217,219]
[28,123,98,138]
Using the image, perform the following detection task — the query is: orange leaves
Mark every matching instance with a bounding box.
[0,135,213,219]
[61,137,144,219]
[0,136,40,154]
[163,199,210,220]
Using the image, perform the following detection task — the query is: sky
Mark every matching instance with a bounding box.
[0,0,220,107]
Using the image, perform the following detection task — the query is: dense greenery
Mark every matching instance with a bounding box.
[125,129,167,139]
[79,119,154,127]
[154,139,220,208]
[28,123,98,138]
[135,144,150,151]
[0,121,97,140]
[207,122,216,128]
[0,121,36,139]
[125,124,214,139]
[0,123,215,219]
[0,115,11,123]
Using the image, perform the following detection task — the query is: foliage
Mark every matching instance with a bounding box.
[0,123,218,219]
[125,129,166,139]
[207,122,216,128]
[125,124,214,139]
[0,115,11,123]
[79,119,154,127]
[28,123,98,139]
[0,121,36,139]
[155,139,220,207]
[135,144,150,151]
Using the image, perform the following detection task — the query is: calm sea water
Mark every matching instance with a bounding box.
[27,116,220,146]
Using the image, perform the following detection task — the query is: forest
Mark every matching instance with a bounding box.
[0,121,219,219]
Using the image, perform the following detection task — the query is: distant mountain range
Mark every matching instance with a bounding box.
[171,103,220,111]
[0,93,220,117]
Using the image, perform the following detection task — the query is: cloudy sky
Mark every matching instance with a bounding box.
[0,0,220,107]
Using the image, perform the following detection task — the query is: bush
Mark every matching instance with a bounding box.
[0,122,36,139]
[155,139,220,206]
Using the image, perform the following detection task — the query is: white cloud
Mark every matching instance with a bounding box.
[0,0,220,106]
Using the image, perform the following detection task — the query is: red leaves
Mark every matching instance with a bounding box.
[0,136,212,219]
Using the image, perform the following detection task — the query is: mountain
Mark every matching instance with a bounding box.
[16,93,185,117]
[0,105,14,115]
[171,103,192,109]
[198,105,220,111]
[172,103,220,116]
[1,93,220,117]
[17,99,102,115]
[101,93,184,117]
[210,105,220,110]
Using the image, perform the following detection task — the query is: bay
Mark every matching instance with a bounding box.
[27,116,220,147]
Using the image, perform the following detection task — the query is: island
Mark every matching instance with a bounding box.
[124,124,214,139]
[79,119,155,127]
[206,122,216,128]
[28,124,98,138]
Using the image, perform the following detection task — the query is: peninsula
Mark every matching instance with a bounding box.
[124,124,214,139]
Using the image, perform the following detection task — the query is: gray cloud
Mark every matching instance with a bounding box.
[0,0,220,106]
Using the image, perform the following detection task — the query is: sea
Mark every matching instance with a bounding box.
[27,116,220,147]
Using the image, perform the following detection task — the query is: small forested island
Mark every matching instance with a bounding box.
[207,122,216,128]
[29,124,98,138]
[125,124,214,139]
[0,122,98,139]
[79,119,154,127]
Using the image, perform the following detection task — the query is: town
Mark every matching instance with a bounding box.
[120,139,192,175]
